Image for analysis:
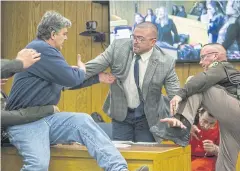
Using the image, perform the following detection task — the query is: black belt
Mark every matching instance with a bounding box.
[127,107,136,113]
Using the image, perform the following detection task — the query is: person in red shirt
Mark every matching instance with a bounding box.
[190,107,219,171]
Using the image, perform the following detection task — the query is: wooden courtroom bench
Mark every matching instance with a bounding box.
[1,143,191,171]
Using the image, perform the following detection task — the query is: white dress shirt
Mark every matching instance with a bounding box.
[123,48,153,108]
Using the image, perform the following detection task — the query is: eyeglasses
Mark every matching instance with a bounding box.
[200,52,218,60]
[130,35,156,43]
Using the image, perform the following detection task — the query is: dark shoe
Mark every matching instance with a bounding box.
[150,114,191,147]
[135,165,149,171]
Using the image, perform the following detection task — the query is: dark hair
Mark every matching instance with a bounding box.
[179,5,185,11]
[172,5,179,15]
[208,1,224,14]
[147,8,154,16]
[194,107,214,124]
[199,1,206,7]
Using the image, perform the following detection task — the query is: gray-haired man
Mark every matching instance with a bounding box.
[5,11,148,171]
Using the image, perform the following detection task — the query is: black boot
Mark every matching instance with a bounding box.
[150,114,191,147]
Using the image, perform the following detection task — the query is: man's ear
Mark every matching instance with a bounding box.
[152,39,157,46]
[214,53,219,61]
[50,31,55,40]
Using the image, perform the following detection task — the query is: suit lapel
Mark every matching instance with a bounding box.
[116,45,134,90]
[125,49,134,78]
[142,48,160,100]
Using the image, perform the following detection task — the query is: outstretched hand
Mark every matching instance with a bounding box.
[99,72,116,84]
[160,118,187,129]
[169,95,182,116]
[76,54,86,73]
[16,49,41,69]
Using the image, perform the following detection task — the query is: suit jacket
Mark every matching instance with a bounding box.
[82,39,180,138]
[84,38,180,134]
[1,59,24,79]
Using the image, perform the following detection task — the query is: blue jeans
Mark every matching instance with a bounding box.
[6,112,128,171]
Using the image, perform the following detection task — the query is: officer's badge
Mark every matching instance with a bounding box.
[209,61,219,68]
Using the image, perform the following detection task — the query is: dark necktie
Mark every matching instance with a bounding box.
[134,55,143,102]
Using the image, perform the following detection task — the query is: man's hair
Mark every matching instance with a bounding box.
[135,21,158,38]
[198,107,214,117]
[37,11,72,40]
[194,107,214,124]
[201,43,227,61]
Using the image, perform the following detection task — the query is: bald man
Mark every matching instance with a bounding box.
[158,43,240,171]
[71,22,180,142]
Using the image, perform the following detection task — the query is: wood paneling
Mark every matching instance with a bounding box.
[75,1,92,114]
[1,1,240,124]
[91,2,111,122]
[110,1,136,26]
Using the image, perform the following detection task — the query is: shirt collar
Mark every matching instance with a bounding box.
[135,48,153,62]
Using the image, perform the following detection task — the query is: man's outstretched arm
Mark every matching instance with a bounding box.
[1,49,41,79]
[2,105,59,127]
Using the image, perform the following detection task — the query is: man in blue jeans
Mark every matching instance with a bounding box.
[5,11,148,171]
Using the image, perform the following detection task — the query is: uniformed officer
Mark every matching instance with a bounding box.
[159,43,240,171]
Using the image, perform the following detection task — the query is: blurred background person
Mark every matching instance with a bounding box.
[218,0,240,44]
[172,5,179,16]
[190,1,206,20]
[191,107,220,171]
[207,1,225,43]
[217,0,240,59]
[222,15,240,59]
[155,7,179,46]
[144,8,156,24]
[132,13,144,31]
[200,8,209,24]
[177,5,187,18]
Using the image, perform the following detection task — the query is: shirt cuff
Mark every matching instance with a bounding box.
[176,89,187,100]
[14,59,24,73]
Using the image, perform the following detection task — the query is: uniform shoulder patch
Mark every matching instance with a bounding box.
[209,61,220,68]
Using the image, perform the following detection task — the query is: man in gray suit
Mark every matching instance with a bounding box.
[72,22,180,142]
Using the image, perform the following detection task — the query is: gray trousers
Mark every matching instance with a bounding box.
[178,86,240,171]
[112,113,155,142]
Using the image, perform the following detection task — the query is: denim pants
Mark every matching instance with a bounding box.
[6,112,128,171]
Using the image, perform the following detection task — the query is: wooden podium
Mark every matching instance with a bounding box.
[1,143,191,171]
